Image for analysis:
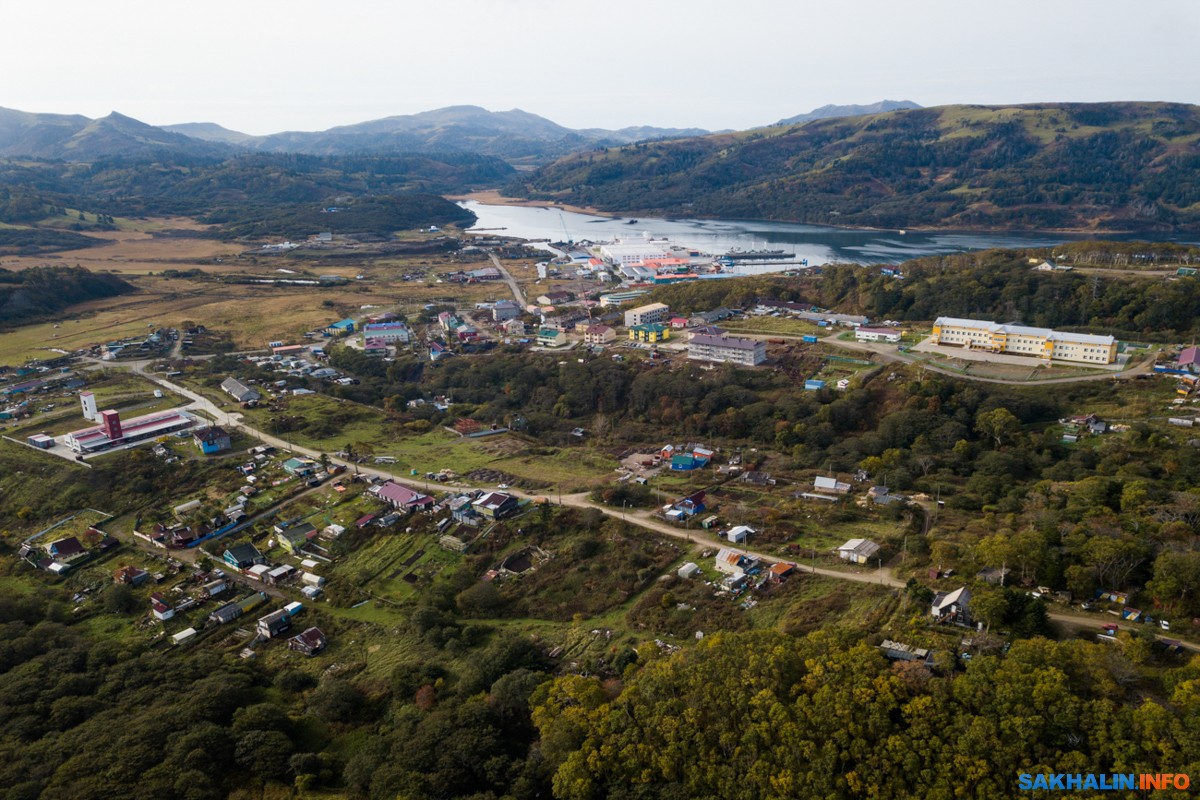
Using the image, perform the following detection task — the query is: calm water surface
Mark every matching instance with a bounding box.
[461,201,1197,268]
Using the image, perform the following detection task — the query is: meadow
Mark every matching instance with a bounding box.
[0,216,517,364]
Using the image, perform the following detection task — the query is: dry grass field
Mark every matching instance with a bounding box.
[0,217,525,363]
[0,217,241,275]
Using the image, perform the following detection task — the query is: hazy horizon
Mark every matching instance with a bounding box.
[3,0,1198,136]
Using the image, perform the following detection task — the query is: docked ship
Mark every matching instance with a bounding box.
[722,248,792,260]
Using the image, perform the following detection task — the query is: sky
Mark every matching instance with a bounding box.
[4,0,1199,135]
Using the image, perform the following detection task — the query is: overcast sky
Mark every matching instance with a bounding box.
[4,0,1198,134]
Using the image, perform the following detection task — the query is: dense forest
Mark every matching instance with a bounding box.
[206,195,475,239]
[0,227,104,255]
[0,151,500,242]
[0,152,511,209]
[0,266,134,326]
[0,564,1196,800]
[509,102,1200,231]
[537,631,1200,800]
[646,248,1200,341]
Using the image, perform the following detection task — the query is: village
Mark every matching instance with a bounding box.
[5,333,1196,675]
[3,229,1200,688]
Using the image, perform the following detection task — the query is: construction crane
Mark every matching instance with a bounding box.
[558,212,572,245]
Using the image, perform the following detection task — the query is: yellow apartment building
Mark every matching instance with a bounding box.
[931,317,1117,364]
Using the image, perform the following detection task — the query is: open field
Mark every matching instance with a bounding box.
[0,216,236,274]
[0,273,491,364]
[236,394,616,490]
[7,373,188,437]
[0,215,524,363]
[721,317,826,337]
[24,508,113,543]
[906,353,1118,381]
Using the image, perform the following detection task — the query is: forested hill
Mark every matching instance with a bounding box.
[645,245,1200,341]
[0,266,134,326]
[0,154,493,243]
[509,102,1200,232]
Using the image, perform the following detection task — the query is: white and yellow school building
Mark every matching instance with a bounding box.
[931,317,1117,365]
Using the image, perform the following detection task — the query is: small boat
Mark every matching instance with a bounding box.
[626,219,638,224]
[898,230,907,235]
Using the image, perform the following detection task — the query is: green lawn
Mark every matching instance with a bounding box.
[26,508,113,541]
[721,317,825,337]
[491,446,616,491]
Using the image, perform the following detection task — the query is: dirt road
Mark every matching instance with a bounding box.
[93,359,1197,652]
[488,251,527,307]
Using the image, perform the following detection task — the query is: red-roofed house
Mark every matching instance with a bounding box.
[472,492,520,519]
[372,481,434,511]
[113,565,150,586]
[48,537,85,558]
[769,562,796,582]
[584,324,616,345]
[289,627,328,656]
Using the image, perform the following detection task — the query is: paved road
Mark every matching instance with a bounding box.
[488,251,527,307]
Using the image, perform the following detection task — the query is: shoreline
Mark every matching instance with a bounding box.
[449,191,1188,238]
[447,190,608,218]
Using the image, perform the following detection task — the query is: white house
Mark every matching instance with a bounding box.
[725,525,755,544]
[714,547,751,578]
[836,538,880,564]
[855,327,902,343]
[814,475,851,494]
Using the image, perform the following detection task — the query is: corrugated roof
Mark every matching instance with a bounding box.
[690,334,759,350]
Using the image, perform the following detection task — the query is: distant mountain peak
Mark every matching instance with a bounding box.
[775,100,922,127]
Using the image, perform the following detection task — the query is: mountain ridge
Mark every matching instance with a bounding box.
[775,99,922,126]
[1,101,928,164]
[508,101,1200,232]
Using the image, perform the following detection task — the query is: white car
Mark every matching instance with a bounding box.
[497,483,509,490]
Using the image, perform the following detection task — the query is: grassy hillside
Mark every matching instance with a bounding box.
[510,102,1200,232]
